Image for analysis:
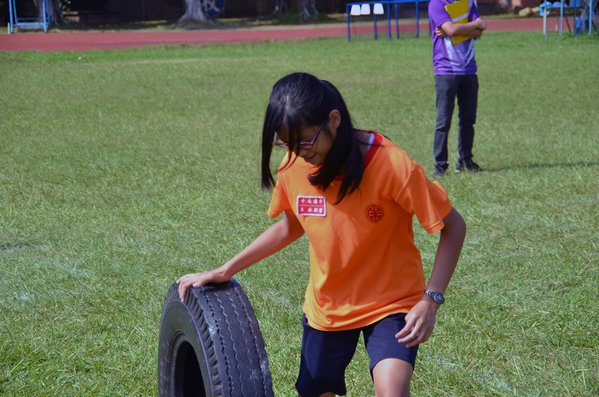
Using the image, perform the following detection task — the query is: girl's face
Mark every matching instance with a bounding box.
[278,110,341,166]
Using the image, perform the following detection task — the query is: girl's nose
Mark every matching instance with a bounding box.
[296,147,310,157]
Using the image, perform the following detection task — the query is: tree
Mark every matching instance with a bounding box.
[178,0,210,23]
[34,0,67,24]
[274,0,318,20]
[297,0,318,20]
[274,0,289,14]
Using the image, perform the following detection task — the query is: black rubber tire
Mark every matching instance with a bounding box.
[158,279,274,397]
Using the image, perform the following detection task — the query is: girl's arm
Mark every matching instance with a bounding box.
[437,26,483,38]
[177,210,305,302]
[395,207,466,347]
[469,28,484,37]
[436,17,487,37]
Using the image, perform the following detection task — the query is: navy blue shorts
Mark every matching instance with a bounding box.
[295,313,419,397]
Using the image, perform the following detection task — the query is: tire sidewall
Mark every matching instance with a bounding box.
[158,290,215,397]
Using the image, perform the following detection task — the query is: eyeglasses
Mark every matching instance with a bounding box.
[274,122,325,151]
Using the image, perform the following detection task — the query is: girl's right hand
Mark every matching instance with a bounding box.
[475,17,487,30]
[176,270,230,302]
[175,211,305,303]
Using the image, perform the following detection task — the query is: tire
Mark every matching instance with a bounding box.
[158,279,274,397]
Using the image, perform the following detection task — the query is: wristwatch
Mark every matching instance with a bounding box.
[424,289,445,305]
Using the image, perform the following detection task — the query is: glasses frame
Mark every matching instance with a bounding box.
[274,122,325,151]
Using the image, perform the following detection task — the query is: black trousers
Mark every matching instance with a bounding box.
[433,74,479,167]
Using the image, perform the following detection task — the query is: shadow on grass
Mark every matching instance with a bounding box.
[487,161,599,173]
[1,242,38,251]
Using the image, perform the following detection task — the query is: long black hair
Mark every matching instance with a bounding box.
[261,72,367,204]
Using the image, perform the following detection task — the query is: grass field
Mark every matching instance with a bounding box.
[1,31,598,396]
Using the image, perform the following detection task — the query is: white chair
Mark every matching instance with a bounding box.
[374,3,385,15]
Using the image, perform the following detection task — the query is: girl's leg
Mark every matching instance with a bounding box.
[456,74,479,163]
[296,315,360,397]
[433,75,458,168]
[364,314,418,397]
[372,358,413,397]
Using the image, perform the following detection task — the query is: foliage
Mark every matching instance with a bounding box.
[276,0,319,20]
[1,32,598,396]
[259,9,325,24]
[5,0,37,17]
[58,0,108,11]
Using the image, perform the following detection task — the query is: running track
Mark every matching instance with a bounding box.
[0,19,544,52]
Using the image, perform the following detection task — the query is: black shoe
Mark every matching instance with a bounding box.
[433,164,447,177]
[456,160,484,173]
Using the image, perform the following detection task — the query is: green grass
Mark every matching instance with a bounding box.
[1,31,598,396]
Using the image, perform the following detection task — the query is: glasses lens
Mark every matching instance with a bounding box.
[274,135,289,149]
[275,122,322,151]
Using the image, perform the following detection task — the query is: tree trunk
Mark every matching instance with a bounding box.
[298,0,318,20]
[33,0,67,25]
[274,0,289,14]
[178,0,210,23]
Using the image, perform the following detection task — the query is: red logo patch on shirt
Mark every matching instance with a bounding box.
[365,204,384,222]
[297,196,326,217]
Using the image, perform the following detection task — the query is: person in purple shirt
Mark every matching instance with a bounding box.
[428,0,487,176]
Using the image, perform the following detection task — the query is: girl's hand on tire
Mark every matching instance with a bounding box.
[177,270,230,302]
[159,279,274,396]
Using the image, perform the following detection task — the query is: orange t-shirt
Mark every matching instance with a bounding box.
[267,132,453,331]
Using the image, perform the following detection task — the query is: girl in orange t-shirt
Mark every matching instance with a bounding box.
[177,72,466,397]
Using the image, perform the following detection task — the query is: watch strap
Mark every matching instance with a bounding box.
[424,289,445,304]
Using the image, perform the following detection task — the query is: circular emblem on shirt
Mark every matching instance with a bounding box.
[365,204,384,222]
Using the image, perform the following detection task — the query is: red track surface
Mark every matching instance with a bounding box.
[0,19,543,52]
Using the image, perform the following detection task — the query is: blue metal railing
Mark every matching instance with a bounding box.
[346,0,432,42]
[9,0,50,34]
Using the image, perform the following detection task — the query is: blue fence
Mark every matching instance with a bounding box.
[8,0,50,34]
[346,0,431,42]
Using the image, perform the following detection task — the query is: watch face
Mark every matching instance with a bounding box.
[433,293,445,304]
[425,290,445,304]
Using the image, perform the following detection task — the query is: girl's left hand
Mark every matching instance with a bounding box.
[435,27,448,37]
[395,298,439,348]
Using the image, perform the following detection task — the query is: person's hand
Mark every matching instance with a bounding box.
[176,269,230,302]
[475,17,487,30]
[395,298,440,348]
[435,27,448,37]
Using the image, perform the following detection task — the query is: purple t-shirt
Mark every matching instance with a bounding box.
[428,0,480,75]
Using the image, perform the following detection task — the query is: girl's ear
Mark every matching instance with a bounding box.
[328,109,341,129]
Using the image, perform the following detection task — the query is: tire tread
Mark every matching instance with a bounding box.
[158,280,273,397]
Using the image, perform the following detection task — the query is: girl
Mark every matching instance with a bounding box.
[177,72,466,397]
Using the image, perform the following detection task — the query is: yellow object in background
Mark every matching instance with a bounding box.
[444,0,470,44]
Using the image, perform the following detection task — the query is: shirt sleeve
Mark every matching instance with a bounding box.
[394,163,453,234]
[267,174,292,219]
[429,0,451,29]
[470,1,480,20]
[266,153,294,218]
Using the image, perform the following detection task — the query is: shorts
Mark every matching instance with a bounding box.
[295,313,419,397]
